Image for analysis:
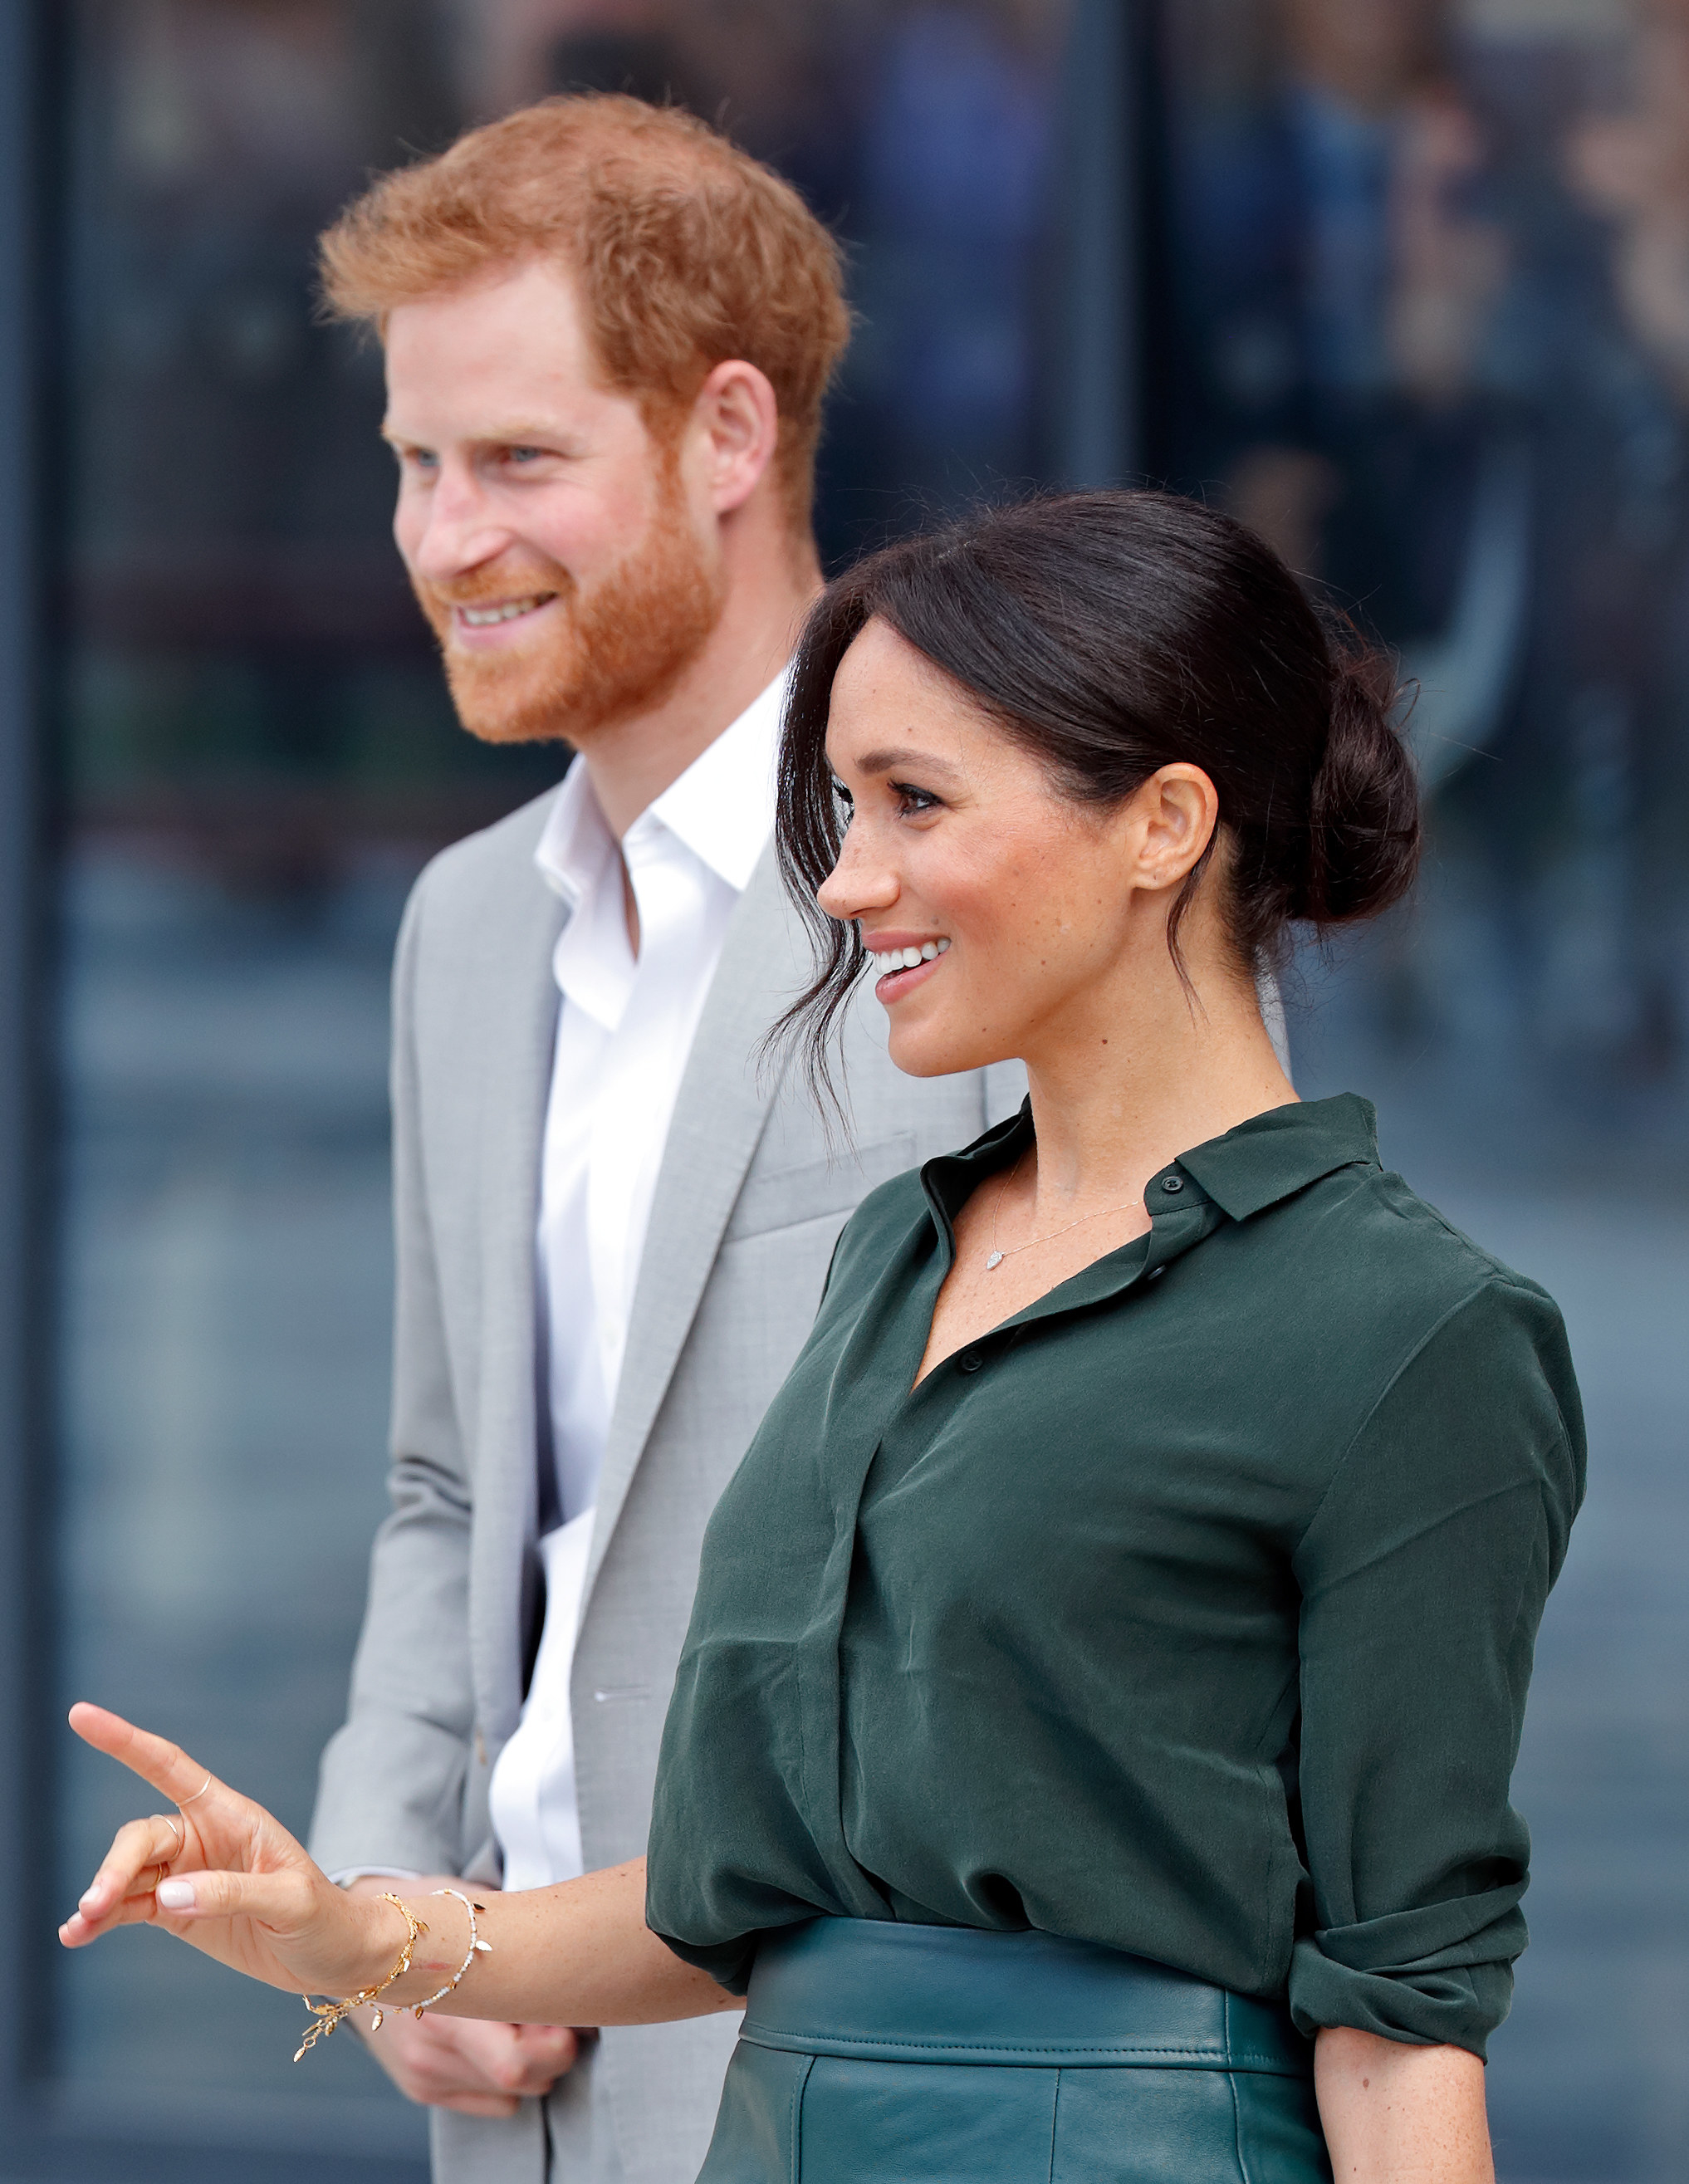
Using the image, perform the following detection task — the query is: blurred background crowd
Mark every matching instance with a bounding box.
[13,2,1685,2180]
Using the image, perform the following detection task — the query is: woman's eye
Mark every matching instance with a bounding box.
[891,781,939,815]
[830,778,854,811]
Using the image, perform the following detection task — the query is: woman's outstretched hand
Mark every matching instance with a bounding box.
[62,1702,740,2039]
[59,1702,397,2003]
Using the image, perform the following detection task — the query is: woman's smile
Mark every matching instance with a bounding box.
[864,930,952,999]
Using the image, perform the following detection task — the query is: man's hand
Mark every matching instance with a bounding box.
[345,1876,580,2117]
[357,2008,580,2118]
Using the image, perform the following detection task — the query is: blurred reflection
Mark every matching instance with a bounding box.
[1165,0,1689,1090]
[1169,0,1510,629]
[845,2,1059,513]
[1546,0,1689,1069]
[1569,0,1689,406]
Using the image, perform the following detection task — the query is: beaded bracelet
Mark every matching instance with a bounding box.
[403,1888,495,2018]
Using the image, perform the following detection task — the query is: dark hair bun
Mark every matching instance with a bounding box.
[1295,644,1421,925]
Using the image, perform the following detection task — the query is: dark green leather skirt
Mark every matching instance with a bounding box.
[697,1920,1330,2184]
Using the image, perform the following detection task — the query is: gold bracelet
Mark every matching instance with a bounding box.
[293,1893,427,2062]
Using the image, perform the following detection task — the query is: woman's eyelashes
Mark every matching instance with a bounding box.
[830,776,941,822]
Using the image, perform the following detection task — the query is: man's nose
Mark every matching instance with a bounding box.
[404,464,512,585]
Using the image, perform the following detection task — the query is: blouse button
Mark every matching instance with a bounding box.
[957,1349,985,1374]
[1161,1175,1184,1193]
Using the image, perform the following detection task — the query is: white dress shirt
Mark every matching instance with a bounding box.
[487,673,785,1893]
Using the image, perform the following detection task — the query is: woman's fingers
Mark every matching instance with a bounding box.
[67,1702,223,1811]
[60,1707,374,1996]
[61,1863,318,1951]
[148,1864,320,1932]
[74,1812,193,1927]
[59,1890,169,1947]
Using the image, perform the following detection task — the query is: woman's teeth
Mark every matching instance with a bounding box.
[869,939,950,975]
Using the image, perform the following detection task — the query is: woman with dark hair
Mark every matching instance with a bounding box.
[63,492,1582,2184]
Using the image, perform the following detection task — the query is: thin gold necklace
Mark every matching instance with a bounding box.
[983,1150,1143,1271]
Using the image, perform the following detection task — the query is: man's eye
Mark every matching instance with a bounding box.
[507,446,546,464]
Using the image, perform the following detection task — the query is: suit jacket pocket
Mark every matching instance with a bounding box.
[722,1133,917,1243]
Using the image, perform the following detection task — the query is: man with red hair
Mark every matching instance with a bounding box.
[306,96,1018,2184]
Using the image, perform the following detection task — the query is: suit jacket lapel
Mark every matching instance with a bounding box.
[584,847,796,1599]
[468,832,568,1743]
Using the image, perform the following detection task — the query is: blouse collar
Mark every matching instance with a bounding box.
[920,1093,1382,1239]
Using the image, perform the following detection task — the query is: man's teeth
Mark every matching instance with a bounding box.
[459,596,547,626]
[870,939,951,975]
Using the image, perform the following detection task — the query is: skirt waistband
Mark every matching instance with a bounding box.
[741,1919,1310,2077]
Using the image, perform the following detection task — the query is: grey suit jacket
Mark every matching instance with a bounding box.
[310,786,1024,2184]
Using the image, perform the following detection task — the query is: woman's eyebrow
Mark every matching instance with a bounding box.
[852,747,963,782]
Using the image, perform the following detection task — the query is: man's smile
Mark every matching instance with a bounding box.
[453,592,558,631]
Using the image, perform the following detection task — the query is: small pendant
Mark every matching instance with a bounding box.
[986,1251,1004,1270]
[370,2008,384,2032]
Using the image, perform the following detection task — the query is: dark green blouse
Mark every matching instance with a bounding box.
[645,1096,1584,2059]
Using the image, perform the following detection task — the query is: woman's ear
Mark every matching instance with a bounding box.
[1132,765,1220,893]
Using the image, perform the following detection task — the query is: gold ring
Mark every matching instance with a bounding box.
[177,1773,213,1808]
[159,1813,184,1860]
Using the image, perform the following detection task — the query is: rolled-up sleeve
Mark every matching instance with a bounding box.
[1289,1275,1585,2057]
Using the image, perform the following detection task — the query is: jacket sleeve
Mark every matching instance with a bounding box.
[1288,1273,1585,2058]
[308,868,479,1878]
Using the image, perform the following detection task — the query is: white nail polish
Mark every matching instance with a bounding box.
[157,1879,195,1911]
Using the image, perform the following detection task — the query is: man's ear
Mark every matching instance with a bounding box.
[691,359,780,516]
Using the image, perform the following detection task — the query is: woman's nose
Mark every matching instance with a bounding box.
[817,830,898,922]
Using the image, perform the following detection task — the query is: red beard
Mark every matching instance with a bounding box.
[413,469,726,746]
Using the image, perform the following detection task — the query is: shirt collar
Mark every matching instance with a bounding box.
[533,751,618,912]
[1173,1094,1379,1219]
[924,1093,1380,1232]
[534,667,788,905]
[644,668,786,891]
[909,1094,1379,1346]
